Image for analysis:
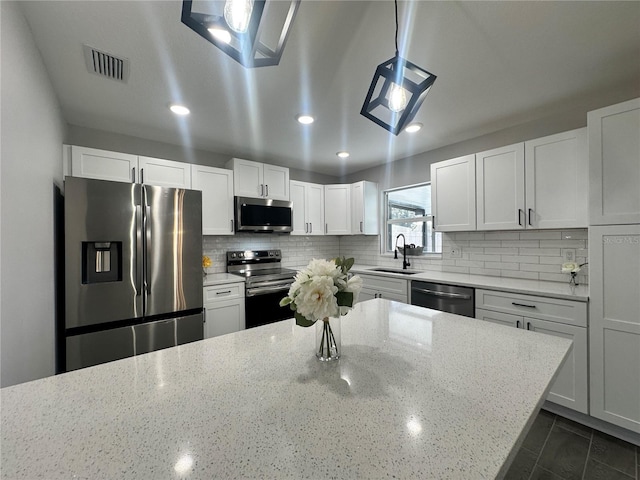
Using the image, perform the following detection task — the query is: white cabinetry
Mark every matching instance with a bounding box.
[191,165,235,235]
[70,146,137,183]
[138,156,191,189]
[227,158,289,200]
[525,128,588,229]
[203,283,245,338]
[324,184,351,235]
[476,289,588,414]
[589,225,640,432]
[70,146,191,188]
[358,274,408,303]
[476,143,526,230]
[431,154,476,231]
[351,181,378,235]
[588,98,640,225]
[290,180,324,235]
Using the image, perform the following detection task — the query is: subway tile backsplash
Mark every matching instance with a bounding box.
[204,228,588,285]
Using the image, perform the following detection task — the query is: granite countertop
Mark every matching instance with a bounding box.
[203,272,245,287]
[351,265,589,302]
[1,299,571,479]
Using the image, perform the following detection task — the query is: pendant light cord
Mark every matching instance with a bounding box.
[394,0,399,56]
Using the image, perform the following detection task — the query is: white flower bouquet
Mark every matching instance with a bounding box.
[280,257,362,327]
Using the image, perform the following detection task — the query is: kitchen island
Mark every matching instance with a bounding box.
[1,299,571,479]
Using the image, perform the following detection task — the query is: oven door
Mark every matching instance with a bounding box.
[245,283,293,329]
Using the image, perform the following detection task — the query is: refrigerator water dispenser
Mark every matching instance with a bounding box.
[82,241,122,283]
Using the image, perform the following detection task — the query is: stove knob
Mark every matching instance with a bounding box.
[230,253,236,258]
[239,252,244,258]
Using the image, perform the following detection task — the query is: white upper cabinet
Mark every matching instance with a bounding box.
[476,143,526,230]
[227,158,289,200]
[138,156,191,189]
[290,180,324,236]
[324,184,351,235]
[588,98,640,225]
[70,146,191,188]
[351,181,378,235]
[524,128,588,229]
[431,154,476,231]
[191,165,235,236]
[71,146,137,183]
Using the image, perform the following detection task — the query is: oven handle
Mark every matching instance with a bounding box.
[246,278,294,289]
[246,285,292,297]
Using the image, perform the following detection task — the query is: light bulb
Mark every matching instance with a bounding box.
[388,83,407,112]
[224,0,254,34]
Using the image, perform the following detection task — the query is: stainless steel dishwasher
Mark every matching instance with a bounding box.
[411,281,475,317]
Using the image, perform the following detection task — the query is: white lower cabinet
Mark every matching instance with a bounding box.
[476,289,588,414]
[359,274,408,304]
[203,283,245,338]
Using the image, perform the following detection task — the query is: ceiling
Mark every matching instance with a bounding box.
[19,1,640,176]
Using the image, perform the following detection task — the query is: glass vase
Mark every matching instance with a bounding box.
[315,317,341,361]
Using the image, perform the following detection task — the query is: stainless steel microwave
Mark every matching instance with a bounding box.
[234,196,293,233]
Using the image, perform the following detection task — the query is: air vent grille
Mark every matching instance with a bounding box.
[83,45,130,83]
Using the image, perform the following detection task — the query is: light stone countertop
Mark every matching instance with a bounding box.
[1,299,571,479]
[203,272,245,287]
[351,265,589,302]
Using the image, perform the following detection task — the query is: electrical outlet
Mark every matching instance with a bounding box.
[562,249,576,262]
[450,247,462,258]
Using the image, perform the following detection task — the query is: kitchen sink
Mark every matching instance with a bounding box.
[370,268,421,275]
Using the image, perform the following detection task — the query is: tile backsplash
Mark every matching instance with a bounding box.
[205,228,588,284]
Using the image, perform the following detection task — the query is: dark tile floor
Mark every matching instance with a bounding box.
[505,410,639,480]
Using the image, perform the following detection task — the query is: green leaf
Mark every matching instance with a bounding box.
[295,312,316,327]
[336,291,353,307]
[279,297,292,307]
[343,257,355,272]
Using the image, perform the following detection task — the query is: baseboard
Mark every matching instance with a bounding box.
[543,401,640,446]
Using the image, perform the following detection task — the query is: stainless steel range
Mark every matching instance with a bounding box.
[227,250,296,329]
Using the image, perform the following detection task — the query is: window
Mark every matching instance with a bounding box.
[384,184,442,255]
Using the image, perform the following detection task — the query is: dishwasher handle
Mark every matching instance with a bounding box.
[411,287,472,300]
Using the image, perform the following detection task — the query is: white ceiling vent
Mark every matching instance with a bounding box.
[83,44,130,83]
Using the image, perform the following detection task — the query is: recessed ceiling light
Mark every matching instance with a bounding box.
[404,123,423,133]
[296,114,315,124]
[169,104,190,116]
[207,27,231,44]
[336,151,350,159]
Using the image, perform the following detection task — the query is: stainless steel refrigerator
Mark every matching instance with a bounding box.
[64,177,204,371]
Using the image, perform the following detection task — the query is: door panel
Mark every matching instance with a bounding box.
[144,185,203,316]
[290,181,307,235]
[475,308,520,328]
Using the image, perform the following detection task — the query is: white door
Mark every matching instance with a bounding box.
[191,165,234,235]
[290,180,307,235]
[70,146,137,183]
[204,299,245,338]
[306,183,325,236]
[525,128,588,229]
[263,164,289,200]
[589,225,640,432]
[232,158,264,198]
[476,143,525,230]
[324,184,351,235]
[351,182,364,233]
[526,317,588,414]
[475,308,521,328]
[589,98,640,225]
[138,156,191,189]
[431,154,476,231]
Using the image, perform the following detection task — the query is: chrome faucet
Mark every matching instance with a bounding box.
[394,234,411,270]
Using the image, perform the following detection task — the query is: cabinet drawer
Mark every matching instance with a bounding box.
[476,289,587,327]
[359,274,408,296]
[204,283,244,304]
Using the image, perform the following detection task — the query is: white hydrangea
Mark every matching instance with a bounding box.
[294,275,339,320]
[304,258,341,279]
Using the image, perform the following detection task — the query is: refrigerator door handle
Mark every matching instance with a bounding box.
[144,205,152,296]
[135,204,143,296]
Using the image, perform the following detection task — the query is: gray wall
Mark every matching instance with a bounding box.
[342,84,640,191]
[66,125,340,185]
[1,2,67,387]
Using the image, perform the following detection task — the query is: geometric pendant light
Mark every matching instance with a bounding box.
[360,1,436,135]
[181,0,301,68]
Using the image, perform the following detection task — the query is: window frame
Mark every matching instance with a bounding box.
[382,182,442,256]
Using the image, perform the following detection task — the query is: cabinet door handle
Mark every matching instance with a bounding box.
[265,184,269,197]
[512,302,536,308]
[132,167,136,183]
[518,209,523,226]
[231,219,234,232]
[516,320,520,328]
[309,223,312,233]
[216,290,232,295]
[260,184,264,196]
[325,223,328,234]
[203,308,206,324]
[433,215,436,230]
[305,223,308,233]
[526,322,532,330]
[141,168,144,184]
[360,221,363,233]
[528,209,534,226]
